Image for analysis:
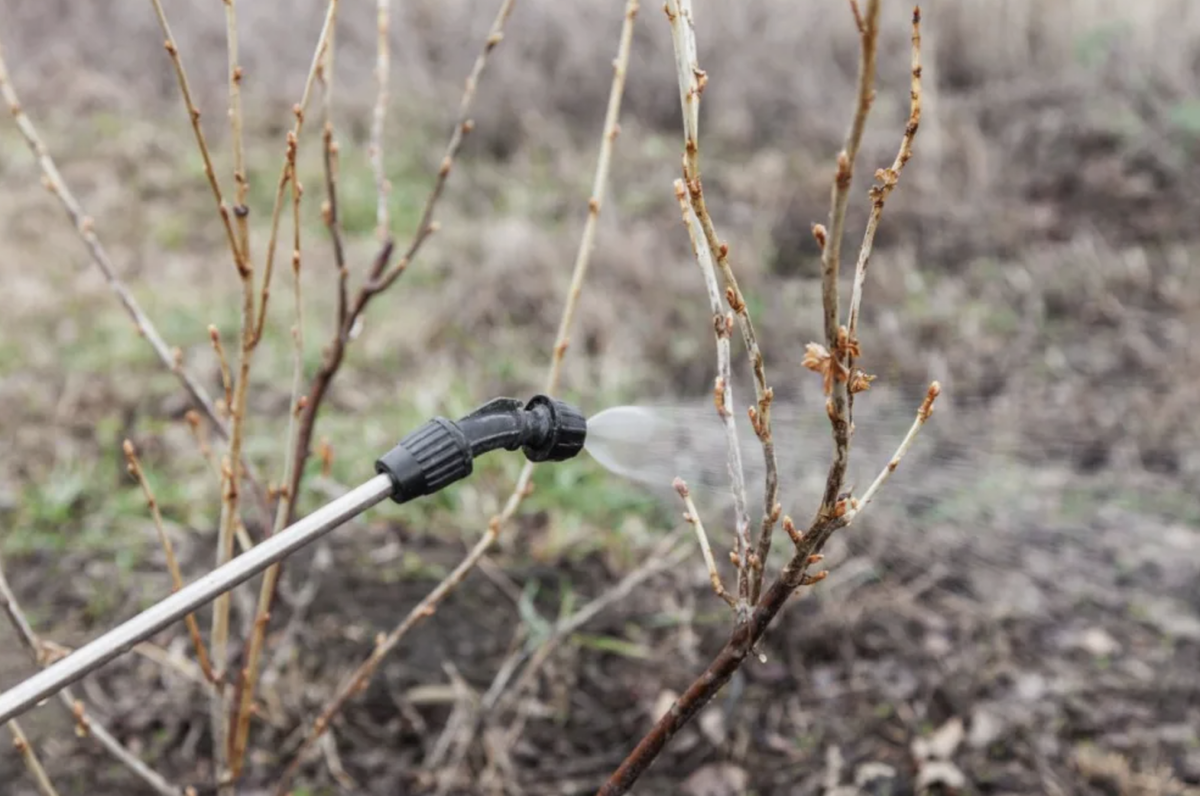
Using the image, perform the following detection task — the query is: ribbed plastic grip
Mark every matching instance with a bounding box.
[375,417,472,503]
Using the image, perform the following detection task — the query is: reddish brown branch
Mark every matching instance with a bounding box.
[284,0,517,520]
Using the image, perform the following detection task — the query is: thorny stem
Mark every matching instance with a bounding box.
[284,0,518,520]
[815,0,881,519]
[673,180,749,611]
[123,441,215,684]
[0,553,184,796]
[664,0,779,605]
[371,0,392,241]
[274,3,638,790]
[7,721,61,796]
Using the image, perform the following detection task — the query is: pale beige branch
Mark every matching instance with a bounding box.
[847,7,923,344]
[123,440,215,684]
[672,179,749,609]
[7,721,61,796]
[371,0,392,241]
[673,478,734,607]
[664,0,779,605]
[848,381,940,519]
[0,41,224,435]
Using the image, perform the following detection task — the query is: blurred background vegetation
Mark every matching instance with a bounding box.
[1,1,1199,794]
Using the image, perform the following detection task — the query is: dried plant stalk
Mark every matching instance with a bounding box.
[664,0,780,605]
[673,179,750,608]
[7,721,61,796]
[0,553,183,796]
[123,441,215,683]
[274,3,638,790]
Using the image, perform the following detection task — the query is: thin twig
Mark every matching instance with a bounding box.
[598,6,928,794]
[210,9,337,781]
[224,0,251,263]
[664,0,779,605]
[846,7,923,345]
[7,721,61,796]
[371,0,392,242]
[123,441,215,684]
[673,478,733,607]
[183,412,254,554]
[813,0,882,522]
[485,531,687,766]
[673,179,748,609]
[147,0,246,278]
[0,553,183,796]
[849,381,940,517]
[283,0,520,517]
[254,0,338,345]
[273,4,638,790]
[228,99,313,783]
[320,48,349,337]
[0,42,224,433]
[208,326,234,416]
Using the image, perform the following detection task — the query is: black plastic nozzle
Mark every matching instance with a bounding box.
[374,395,587,503]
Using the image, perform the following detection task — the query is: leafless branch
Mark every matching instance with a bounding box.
[0,40,225,435]
[273,3,639,790]
[847,7,923,345]
[123,440,215,683]
[672,179,749,608]
[284,0,518,521]
[597,6,928,794]
[812,0,882,522]
[371,0,392,241]
[664,0,780,605]
[673,478,734,607]
[7,721,61,796]
[0,553,183,796]
[228,76,316,783]
[223,0,251,263]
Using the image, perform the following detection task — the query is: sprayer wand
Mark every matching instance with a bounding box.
[0,395,586,725]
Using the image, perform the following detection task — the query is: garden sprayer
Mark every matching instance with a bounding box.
[0,395,587,724]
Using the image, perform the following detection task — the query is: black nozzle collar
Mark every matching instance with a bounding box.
[374,394,587,503]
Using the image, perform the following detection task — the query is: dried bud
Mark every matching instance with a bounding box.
[849,370,877,394]
[812,223,828,249]
[801,570,828,587]
[919,381,942,421]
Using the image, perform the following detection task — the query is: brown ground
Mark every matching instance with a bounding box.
[1,2,1199,795]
